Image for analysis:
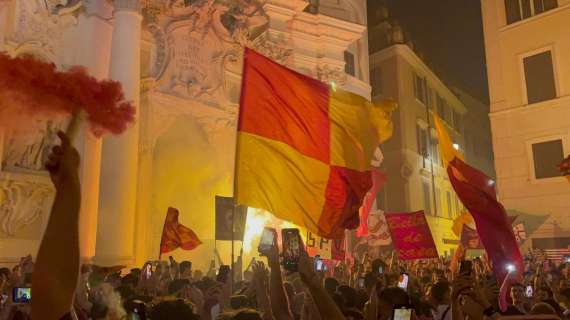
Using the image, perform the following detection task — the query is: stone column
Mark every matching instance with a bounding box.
[95,0,142,266]
[133,79,155,266]
[73,0,114,262]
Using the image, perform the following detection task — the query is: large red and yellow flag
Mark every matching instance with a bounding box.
[236,48,396,239]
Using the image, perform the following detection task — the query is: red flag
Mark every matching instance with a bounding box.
[331,237,346,261]
[460,225,484,249]
[385,211,438,260]
[357,169,387,237]
[160,207,202,257]
[447,158,523,285]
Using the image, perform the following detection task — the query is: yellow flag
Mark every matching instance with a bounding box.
[452,211,475,236]
[433,115,463,167]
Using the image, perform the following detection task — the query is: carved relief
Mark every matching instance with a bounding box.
[2,119,65,172]
[145,0,269,106]
[249,33,293,65]
[0,178,52,238]
[316,64,347,86]
[9,0,79,58]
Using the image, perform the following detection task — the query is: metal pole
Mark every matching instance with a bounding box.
[231,204,235,289]
[423,77,438,217]
[231,49,249,290]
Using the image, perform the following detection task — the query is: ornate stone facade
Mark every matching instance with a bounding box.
[0,0,371,266]
[0,0,78,257]
[145,0,269,108]
[0,176,53,238]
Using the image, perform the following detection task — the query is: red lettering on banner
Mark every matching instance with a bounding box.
[403,232,424,243]
[385,211,438,260]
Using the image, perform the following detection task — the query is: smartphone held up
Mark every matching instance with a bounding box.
[12,287,31,304]
[282,228,301,272]
[397,273,409,290]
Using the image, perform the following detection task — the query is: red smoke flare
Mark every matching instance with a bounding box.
[0,52,135,136]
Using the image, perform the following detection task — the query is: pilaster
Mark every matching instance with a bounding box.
[73,0,115,263]
[95,0,142,266]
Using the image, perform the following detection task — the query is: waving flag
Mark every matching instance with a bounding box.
[452,211,475,236]
[159,207,202,257]
[357,169,387,237]
[236,48,396,239]
[434,116,522,287]
[460,225,483,249]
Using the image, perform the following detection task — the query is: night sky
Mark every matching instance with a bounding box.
[368,0,489,104]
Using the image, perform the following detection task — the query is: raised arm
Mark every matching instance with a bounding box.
[266,241,294,320]
[32,132,81,320]
[252,261,275,320]
[298,248,345,320]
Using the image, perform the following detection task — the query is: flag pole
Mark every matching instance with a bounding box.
[230,48,249,290]
[231,204,235,288]
[158,210,168,261]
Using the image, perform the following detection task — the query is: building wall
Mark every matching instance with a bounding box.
[370,45,467,256]
[453,88,496,179]
[481,1,570,244]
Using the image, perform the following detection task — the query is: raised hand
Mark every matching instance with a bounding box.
[45,131,80,189]
[252,261,269,287]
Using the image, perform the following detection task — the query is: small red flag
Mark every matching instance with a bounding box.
[160,207,202,256]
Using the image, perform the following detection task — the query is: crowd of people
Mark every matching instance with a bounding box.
[1,135,569,320]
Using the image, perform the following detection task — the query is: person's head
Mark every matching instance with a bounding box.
[324,277,339,296]
[193,269,203,281]
[0,267,10,282]
[414,299,434,318]
[538,286,554,301]
[364,272,380,294]
[180,261,192,278]
[510,283,526,304]
[337,285,358,309]
[150,299,199,320]
[429,281,451,306]
[530,302,557,315]
[168,279,191,297]
[230,295,251,310]
[95,283,127,320]
[116,285,135,301]
[106,272,122,288]
[371,259,387,274]
[558,287,570,309]
[230,309,263,320]
[121,273,138,288]
[377,287,410,320]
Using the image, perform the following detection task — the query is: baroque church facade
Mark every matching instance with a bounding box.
[0,0,370,270]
